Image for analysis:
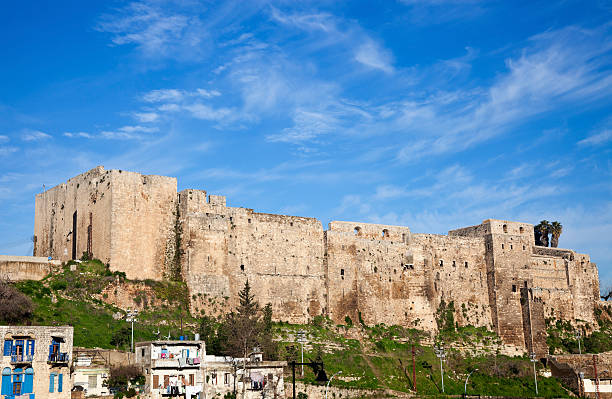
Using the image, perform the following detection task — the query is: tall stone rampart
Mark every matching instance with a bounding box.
[34,166,177,280]
[25,167,604,355]
[178,189,325,323]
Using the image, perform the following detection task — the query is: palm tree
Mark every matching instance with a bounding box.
[550,221,563,248]
[534,220,551,247]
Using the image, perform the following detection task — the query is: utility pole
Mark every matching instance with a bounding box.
[297,330,306,377]
[411,344,417,394]
[575,330,582,354]
[434,346,445,393]
[530,352,538,395]
[593,355,600,399]
[126,309,138,353]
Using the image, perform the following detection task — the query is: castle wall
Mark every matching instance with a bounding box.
[107,169,177,280]
[178,190,325,323]
[34,167,177,280]
[28,167,604,355]
[34,166,113,264]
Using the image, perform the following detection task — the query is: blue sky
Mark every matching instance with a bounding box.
[0,1,611,290]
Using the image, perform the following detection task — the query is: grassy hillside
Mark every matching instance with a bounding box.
[11,259,607,397]
[14,259,198,349]
[276,320,571,398]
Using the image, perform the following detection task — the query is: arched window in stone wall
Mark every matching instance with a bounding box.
[354,227,361,236]
[382,229,389,238]
[503,224,508,233]
[519,226,524,233]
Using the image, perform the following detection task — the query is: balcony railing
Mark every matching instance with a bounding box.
[10,354,34,364]
[48,352,69,363]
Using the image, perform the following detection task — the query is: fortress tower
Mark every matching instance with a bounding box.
[32,167,603,357]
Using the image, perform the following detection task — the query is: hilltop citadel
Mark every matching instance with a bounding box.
[29,166,602,358]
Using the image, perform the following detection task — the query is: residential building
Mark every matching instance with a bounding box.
[549,352,612,398]
[1,325,73,399]
[71,349,111,397]
[135,339,205,399]
[203,349,286,399]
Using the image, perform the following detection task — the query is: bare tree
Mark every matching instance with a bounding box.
[601,281,612,301]
[0,279,33,324]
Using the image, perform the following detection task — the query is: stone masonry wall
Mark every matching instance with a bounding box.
[34,166,113,263]
[179,189,326,323]
[28,168,604,354]
[34,167,177,280]
[108,169,177,280]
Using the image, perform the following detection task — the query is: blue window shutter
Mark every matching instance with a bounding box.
[24,368,33,393]
[27,340,35,356]
[49,373,55,393]
[2,368,11,395]
[4,340,12,356]
[58,373,63,392]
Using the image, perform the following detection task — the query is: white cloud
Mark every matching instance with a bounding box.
[0,135,8,143]
[196,89,221,98]
[354,40,394,73]
[0,146,18,156]
[143,89,184,103]
[183,103,233,121]
[270,8,337,33]
[133,112,159,123]
[100,125,158,139]
[64,132,94,139]
[267,109,338,143]
[21,130,51,141]
[96,2,205,59]
[578,129,612,146]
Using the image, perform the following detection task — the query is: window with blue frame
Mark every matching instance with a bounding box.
[12,368,23,395]
[1,367,34,396]
[3,340,12,356]
[1,368,10,395]
[58,373,63,392]
[49,372,56,393]
[26,340,35,357]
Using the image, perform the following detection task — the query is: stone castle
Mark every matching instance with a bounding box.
[32,166,603,357]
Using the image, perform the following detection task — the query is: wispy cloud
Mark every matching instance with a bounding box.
[133,112,159,123]
[578,129,612,146]
[21,130,51,141]
[63,132,94,139]
[354,39,394,73]
[96,2,206,59]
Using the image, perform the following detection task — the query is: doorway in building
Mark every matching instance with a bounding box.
[72,211,77,260]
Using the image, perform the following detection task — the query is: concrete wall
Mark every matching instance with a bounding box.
[0,255,60,281]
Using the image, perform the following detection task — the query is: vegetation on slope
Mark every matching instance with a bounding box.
[13,258,197,349]
[9,260,603,397]
[546,305,612,354]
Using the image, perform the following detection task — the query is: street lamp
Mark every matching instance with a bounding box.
[126,309,138,353]
[575,330,582,354]
[464,368,478,397]
[297,330,307,377]
[434,346,446,393]
[325,371,342,399]
[530,352,538,395]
